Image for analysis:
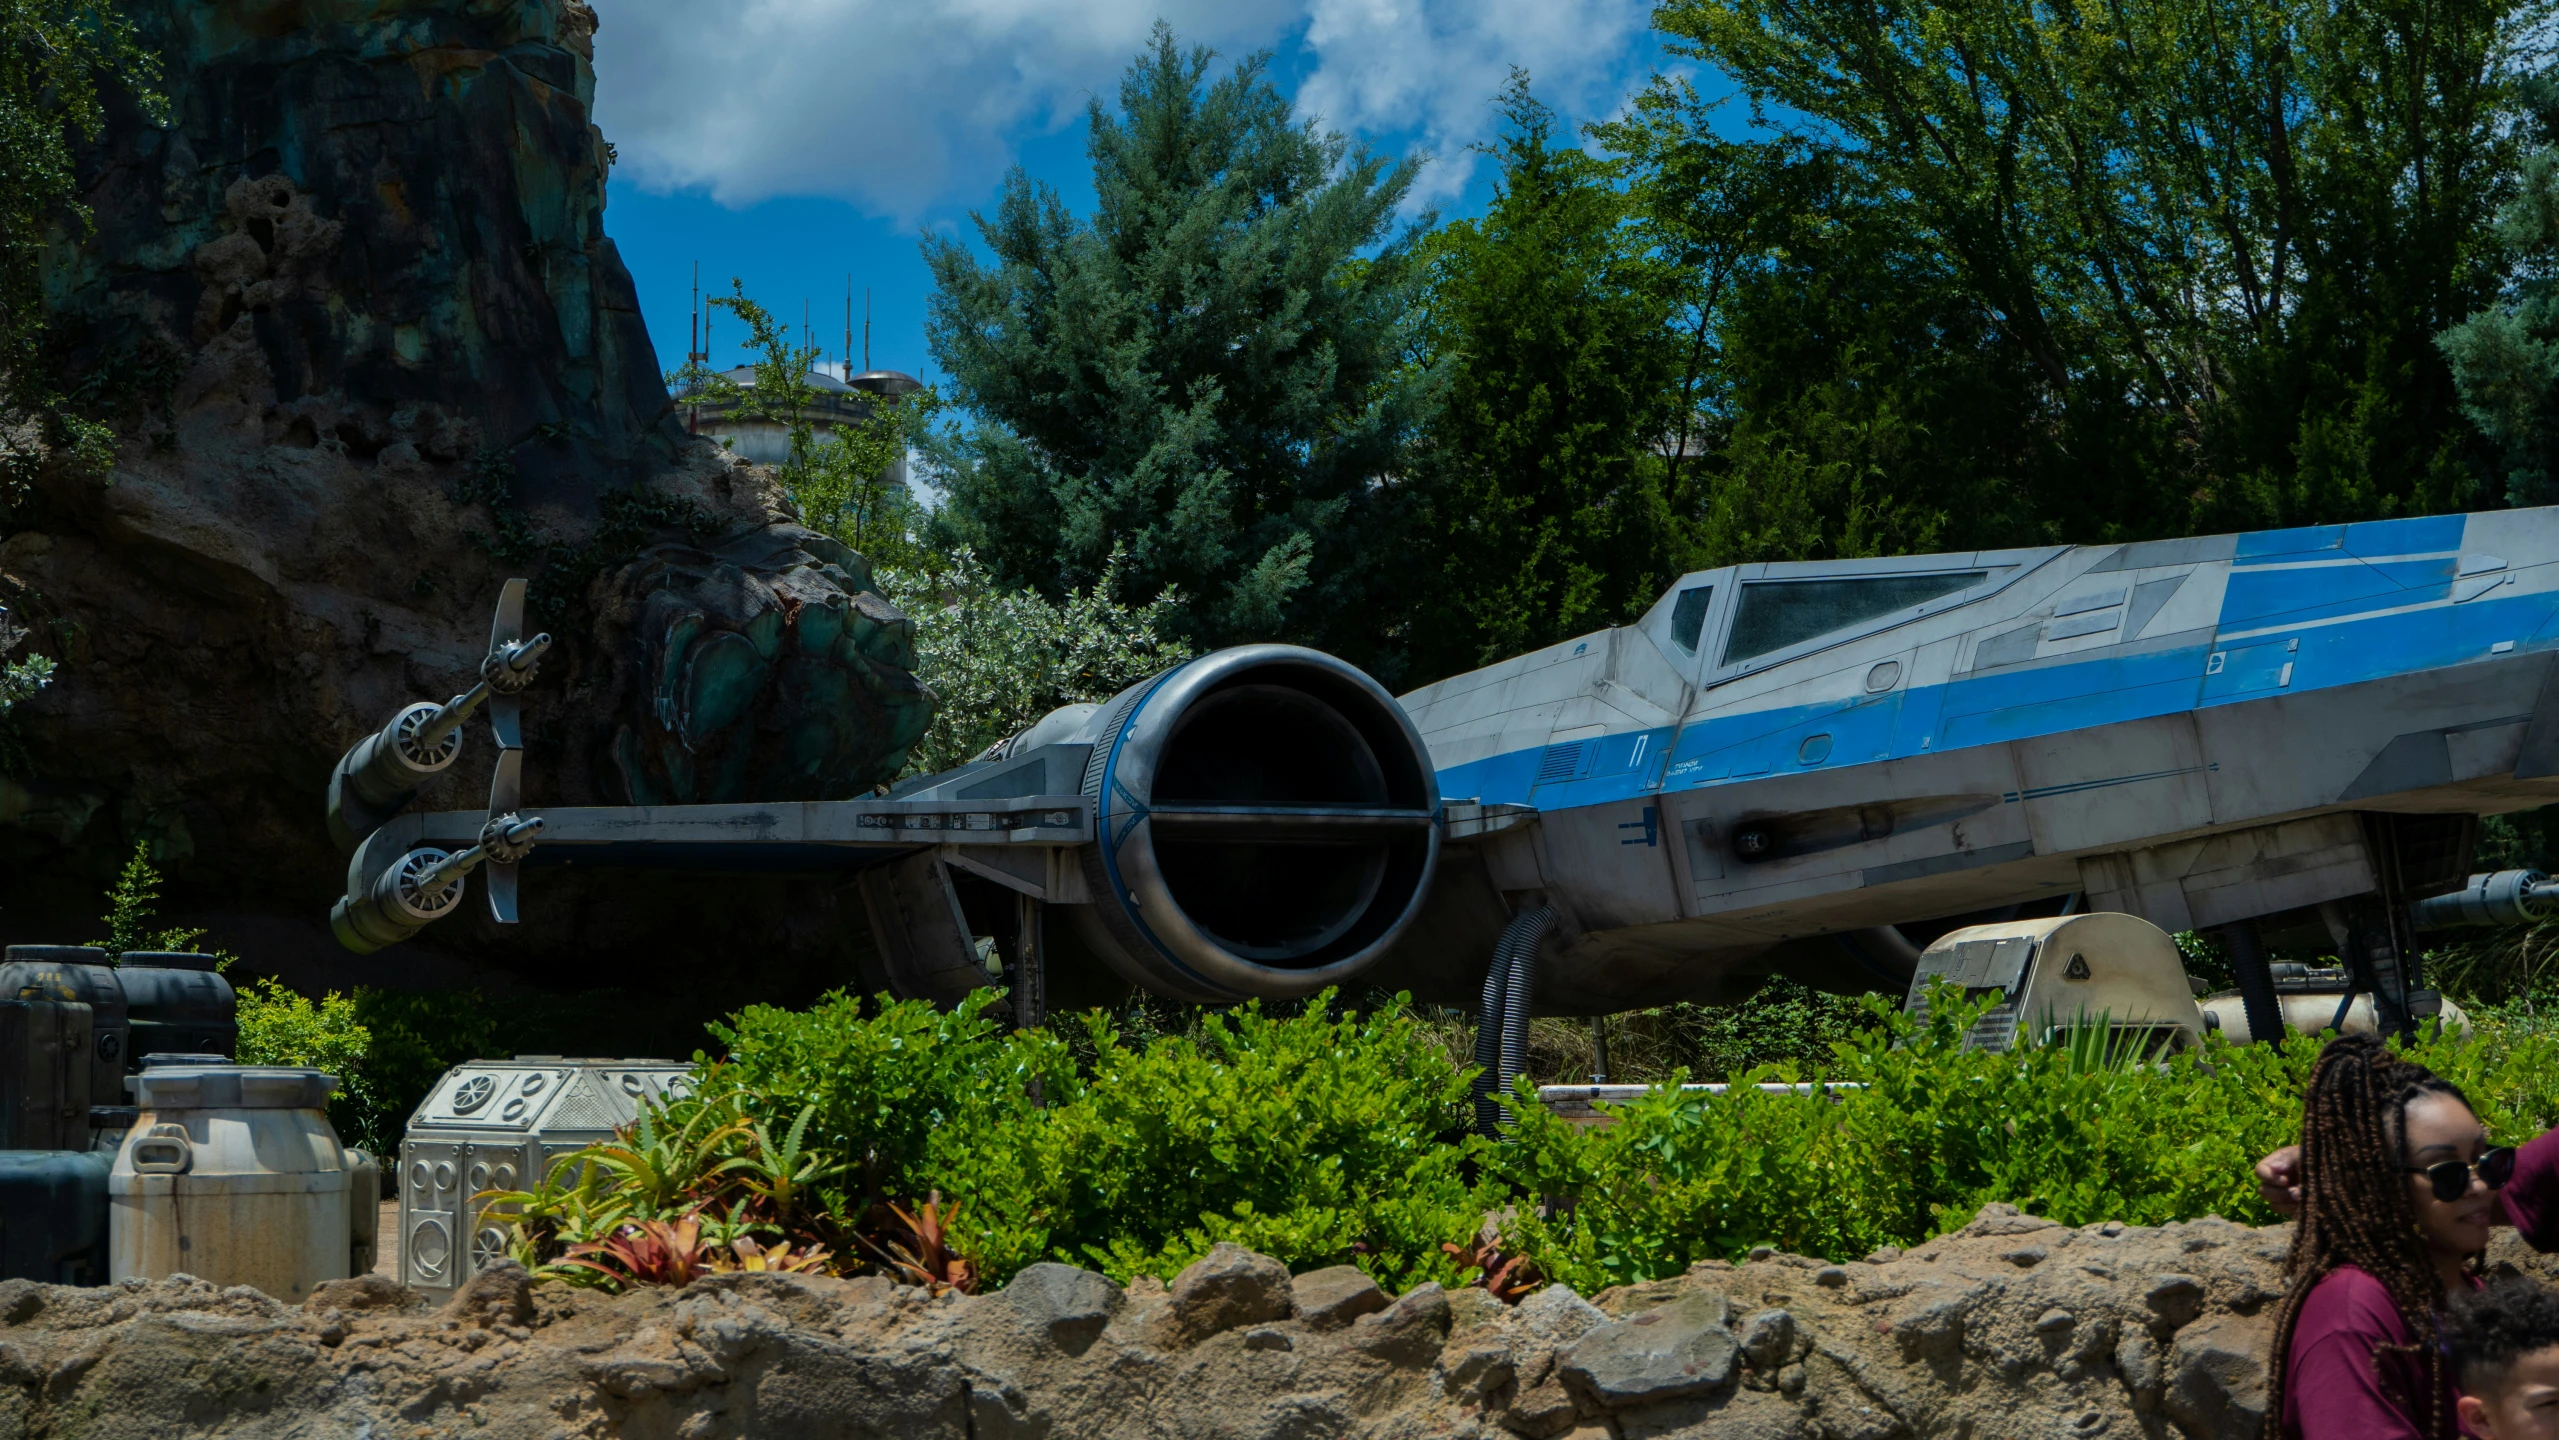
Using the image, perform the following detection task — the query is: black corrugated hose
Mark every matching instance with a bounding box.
[1474,906,1555,1136]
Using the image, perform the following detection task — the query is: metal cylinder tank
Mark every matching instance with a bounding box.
[0,1150,110,1284]
[109,1059,357,1301]
[114,955,238,1064]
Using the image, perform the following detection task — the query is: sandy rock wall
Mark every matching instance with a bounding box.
[5,1207,2537,1440]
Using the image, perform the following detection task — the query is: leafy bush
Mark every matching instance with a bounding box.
[493,980,2559,1299]
[1037,1002,1482,1289]
[882,547,1193,775]
[1485,985,2559,1295]
[505,990,1490,1293]
[232,978,381,1149]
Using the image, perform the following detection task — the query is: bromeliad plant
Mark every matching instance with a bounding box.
[859,1191,976,1294]
[555,1213,720,1289]
[483,1082,782,1287]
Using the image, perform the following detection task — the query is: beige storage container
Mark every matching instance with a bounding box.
[110,1058,360,1301]
[1907,912,2209,1053]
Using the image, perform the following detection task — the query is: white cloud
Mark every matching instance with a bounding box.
[589,0,1661,220]
[1295,0,1657,206]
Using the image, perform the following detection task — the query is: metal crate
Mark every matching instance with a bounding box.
[395,1056,692,1298]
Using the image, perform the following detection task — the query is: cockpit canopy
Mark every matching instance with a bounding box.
[1641,551,2054,683]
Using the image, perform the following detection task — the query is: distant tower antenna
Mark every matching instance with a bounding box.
[687,261,702,434]
[845,275,853,381]
[864,288,872,372]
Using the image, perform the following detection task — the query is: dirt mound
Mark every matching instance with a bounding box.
[5,1208,2537,1439]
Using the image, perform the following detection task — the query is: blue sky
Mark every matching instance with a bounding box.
[590,1,1682,392]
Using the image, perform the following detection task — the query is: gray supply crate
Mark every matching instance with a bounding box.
[396,1057,692,1298]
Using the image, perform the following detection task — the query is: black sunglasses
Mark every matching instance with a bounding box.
[2405,1146,2517,1202]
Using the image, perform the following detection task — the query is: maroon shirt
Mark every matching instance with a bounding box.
[2281,1266,2479,1439]
[2281,1128,2559,1440]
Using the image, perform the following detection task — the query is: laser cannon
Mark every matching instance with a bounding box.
[2410,869,2559,930]
[331,812,545,954]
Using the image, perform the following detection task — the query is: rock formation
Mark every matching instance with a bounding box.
[4,1210,2535,1439]
[0,0,929,987]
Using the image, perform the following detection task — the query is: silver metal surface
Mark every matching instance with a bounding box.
[397,1057,692,1300]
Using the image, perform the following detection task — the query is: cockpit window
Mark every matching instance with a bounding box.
[1722,571,1988,665]
[1668,586,1713,654]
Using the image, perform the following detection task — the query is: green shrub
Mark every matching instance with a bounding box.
[508,989,1489,1292]
[703,990,1072,1280]
[494,979,2559,1298]
[1036,1001,1484,1289]
[708,989,1069,1202]
[233,977,382,1149]
[1486,986,2559,1294]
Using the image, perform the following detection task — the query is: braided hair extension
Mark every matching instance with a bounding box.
[2262,1035,2476,1440]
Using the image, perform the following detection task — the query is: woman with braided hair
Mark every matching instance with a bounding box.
[2261,1034,2512,1438]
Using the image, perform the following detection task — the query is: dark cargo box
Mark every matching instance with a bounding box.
[118,959,236,1066]
[0,950,127,1118]
[0,1000,91,1151]
[0,1150,110,1285]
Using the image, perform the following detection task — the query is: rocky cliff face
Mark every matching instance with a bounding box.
[0,1209,2522,1439]
[0,0,928,987]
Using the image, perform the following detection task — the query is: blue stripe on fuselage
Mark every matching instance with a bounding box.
[1428,548,2559,811]
[2220,557,2455,630]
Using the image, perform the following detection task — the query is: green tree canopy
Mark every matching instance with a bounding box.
[3,1,160,489]
[1403,78,1680,679]
[920,23,1438,669]
[1649,0,2533,539]
[2442,79,2559,506]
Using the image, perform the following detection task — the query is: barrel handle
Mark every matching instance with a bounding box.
[130,1122,192,1174]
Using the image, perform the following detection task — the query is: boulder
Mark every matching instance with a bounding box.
[445,1260,534,1328]
[1559,1292,1740,1408]
[1290,1264,1388,1331]
[994,1263,1120,1355]
[1349,1281,1451,1365]
[2167,1312,2274,1440]
[1164,1243,1293,1345]
[0,1222,2542,1439]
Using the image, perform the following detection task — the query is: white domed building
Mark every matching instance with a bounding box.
[675,365,924,486]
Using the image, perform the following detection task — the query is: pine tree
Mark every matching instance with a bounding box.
[921,24,1438,673]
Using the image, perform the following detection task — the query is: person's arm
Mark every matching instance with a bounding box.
[2494,1129,2559,1248]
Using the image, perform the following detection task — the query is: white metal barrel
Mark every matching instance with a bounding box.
[109,1059,354,1301]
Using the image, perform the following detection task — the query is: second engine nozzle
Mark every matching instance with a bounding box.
[1073,645,1441,1003]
